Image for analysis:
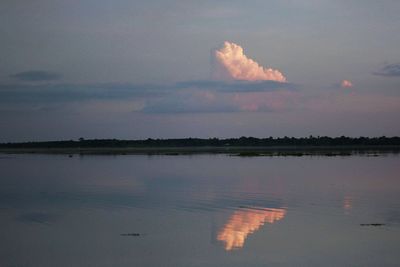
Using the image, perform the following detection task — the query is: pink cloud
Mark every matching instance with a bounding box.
[213,41,287,82]
[341,80,353,88]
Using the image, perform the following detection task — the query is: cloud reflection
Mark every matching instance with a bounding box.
[217,207,286,251]
[343,196,353,214]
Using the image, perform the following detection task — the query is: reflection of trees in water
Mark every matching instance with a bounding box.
[217,207,286,251]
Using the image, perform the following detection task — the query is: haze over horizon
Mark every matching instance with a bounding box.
[1,1,400,142]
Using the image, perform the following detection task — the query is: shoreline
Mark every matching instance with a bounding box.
[1,145,399,156]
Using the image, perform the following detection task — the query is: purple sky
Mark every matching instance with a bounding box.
[1,1,400,141]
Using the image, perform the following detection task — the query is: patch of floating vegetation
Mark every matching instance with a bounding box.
[164,152,181,156]
[0,145,399,156]
[120,233,141,236]
[235,152,263,157]
[231,151,356,157]
[360,223,385,227]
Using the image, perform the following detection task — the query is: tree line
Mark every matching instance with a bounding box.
[1,136,400,148]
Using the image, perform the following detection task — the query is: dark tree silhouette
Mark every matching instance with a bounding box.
[1,136,400,148]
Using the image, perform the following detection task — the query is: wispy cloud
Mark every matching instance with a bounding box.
[213,41,287,82]
[10,71,62,82]
[373,63,400,77]
[176,80,294,92]
[0,82,165,104]
[144,89,299,114]
[1,58,296,114]
[0,78,296,104]
[0,78,299,114]
[143,99,237,114]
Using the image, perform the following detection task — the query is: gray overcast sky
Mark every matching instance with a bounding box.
[1,0,400,141]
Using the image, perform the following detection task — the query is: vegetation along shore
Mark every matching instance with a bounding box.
[1,136,400,156]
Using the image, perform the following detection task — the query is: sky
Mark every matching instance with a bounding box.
[1,0,400,141]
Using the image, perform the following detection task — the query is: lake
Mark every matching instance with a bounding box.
[0,154,399,266]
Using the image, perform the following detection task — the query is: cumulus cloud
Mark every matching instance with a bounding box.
[340,80,353,88]
[10,71,62,82]
[374,63,400,77]
[213,41,287,82]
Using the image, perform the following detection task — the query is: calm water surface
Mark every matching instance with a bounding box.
[0,154,399,266]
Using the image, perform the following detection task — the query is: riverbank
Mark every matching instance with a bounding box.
[1,145,399,156]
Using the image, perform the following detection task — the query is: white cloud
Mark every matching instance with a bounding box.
[213,41,287,82]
